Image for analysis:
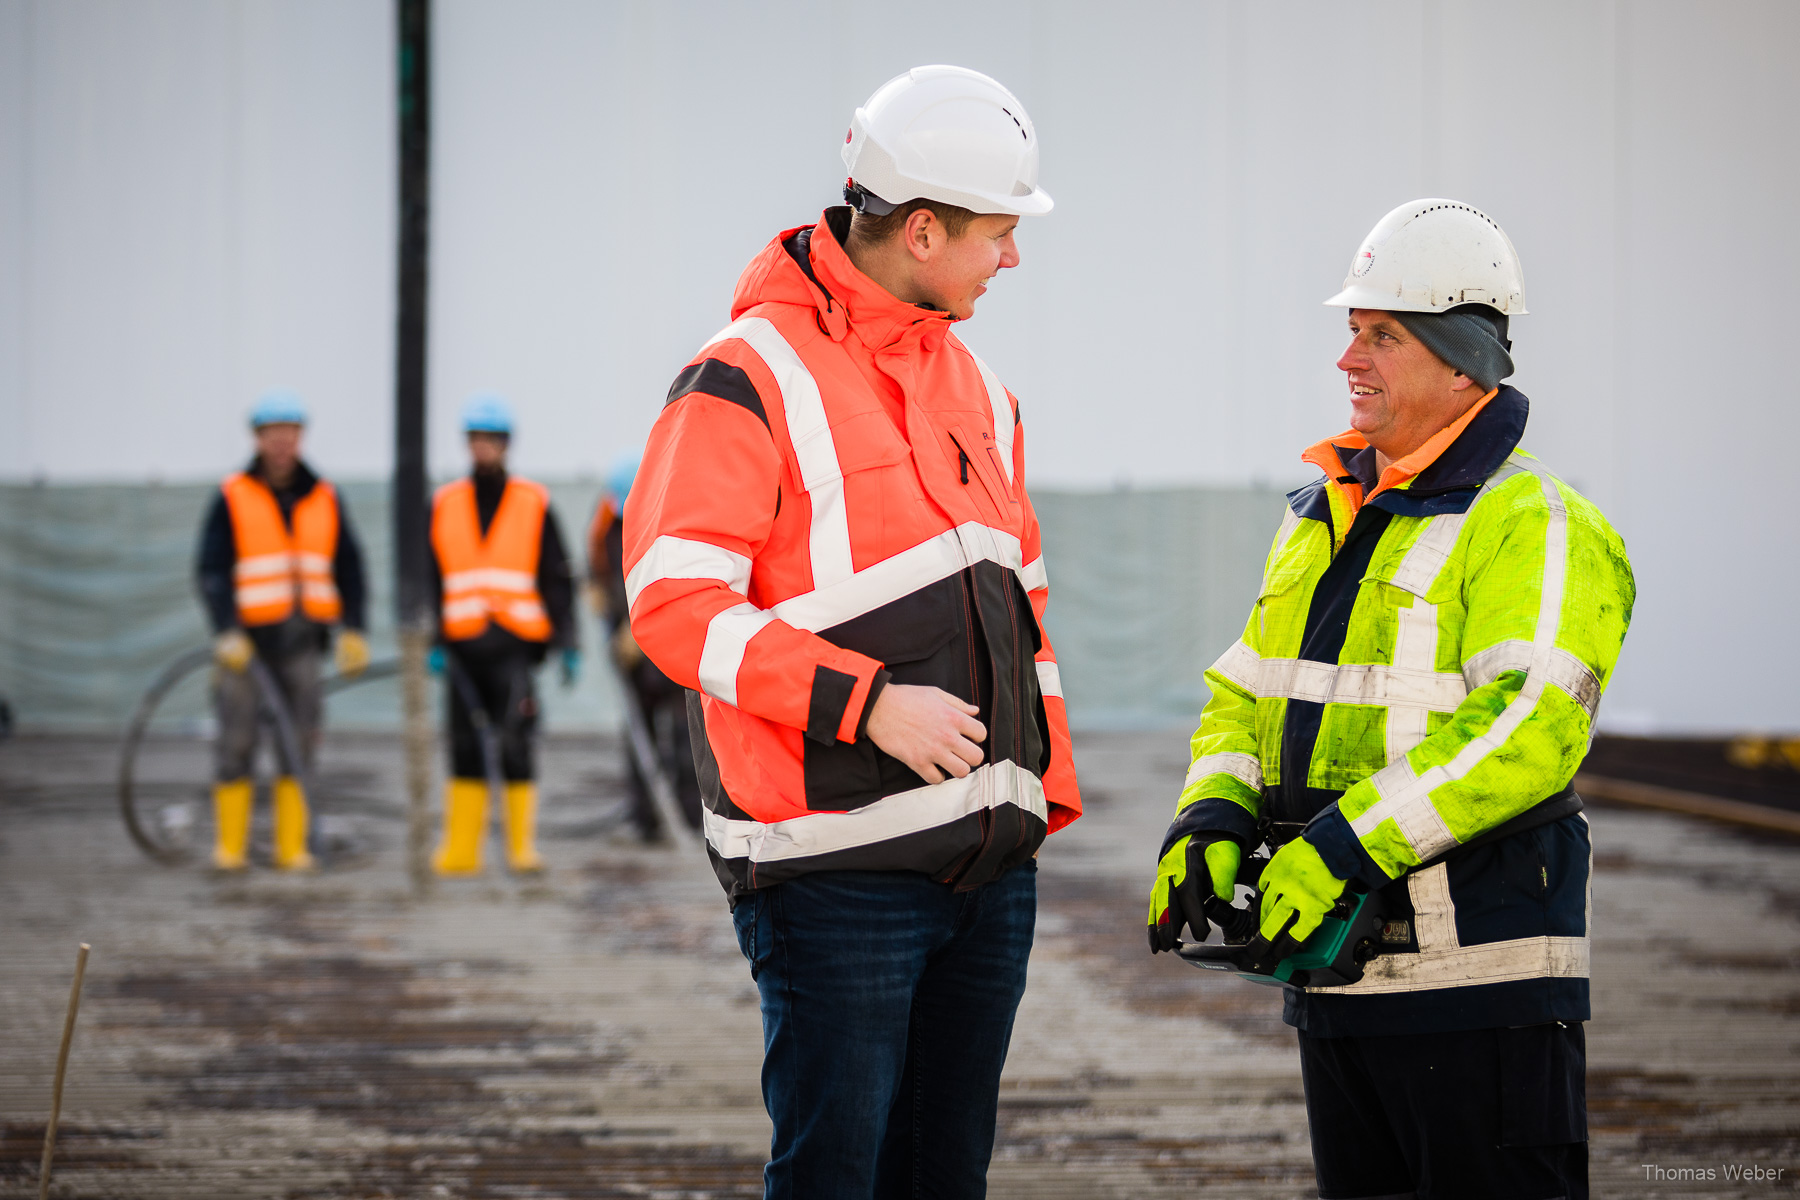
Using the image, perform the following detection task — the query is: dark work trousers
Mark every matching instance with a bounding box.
[445,633,540,782]
[622,652,702,838]
[1299,1023,1588,1200]
[214,622,321,781]
[731,862,1037,1200]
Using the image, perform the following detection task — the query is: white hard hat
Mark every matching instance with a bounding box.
[842,65,1052,218]
[1324,198,1527,316]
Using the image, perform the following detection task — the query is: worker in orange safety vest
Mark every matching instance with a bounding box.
[195,391,369,871]
[428,394,578,876]
[626,66,1081,1197]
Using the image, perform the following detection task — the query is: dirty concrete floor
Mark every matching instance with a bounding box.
[1,730,1796,1198]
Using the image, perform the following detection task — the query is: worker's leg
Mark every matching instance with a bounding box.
[734,870,953,1200]
[494,651,543,871]
[210,662,260,869]
[623,660,667,842]
[269,646,320,870]
[1297,1031,1414,1199]
[1302,1024,1587,1200]
[433,645,491,874]
[874,860,1036,1200]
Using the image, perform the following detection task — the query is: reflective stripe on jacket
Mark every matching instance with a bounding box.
[432,476,553,643]
[221,472,342,626]
[1168,386,1634,1035]
[626,207,1081,900]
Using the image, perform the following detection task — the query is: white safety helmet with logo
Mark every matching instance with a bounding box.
[1324,198,1526,316]
[842,65,1053,218]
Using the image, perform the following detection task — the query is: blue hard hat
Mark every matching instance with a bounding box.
[249,390,307,428]
[605,451,640,505]
[462,393,514,434]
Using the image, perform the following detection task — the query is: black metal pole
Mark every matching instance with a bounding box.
[395,0,433,892]
[394,0,430,625]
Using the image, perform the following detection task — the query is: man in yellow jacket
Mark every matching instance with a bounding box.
[1148,201,1634,1198]
[195,392,369,870]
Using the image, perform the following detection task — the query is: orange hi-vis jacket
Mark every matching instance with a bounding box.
[432,476,553,643]
[627,208,1082,899]
[222,471,343,627]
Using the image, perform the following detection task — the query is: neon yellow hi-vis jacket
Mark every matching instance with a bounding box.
[1161,386,1634,1035]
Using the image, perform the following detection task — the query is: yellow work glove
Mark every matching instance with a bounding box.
[334,629,370,678]
[1257,838,1348,943]
[214,629,253,674]
[1147,834,1242,953]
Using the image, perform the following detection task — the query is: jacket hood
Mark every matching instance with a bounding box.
[730,207,957,353]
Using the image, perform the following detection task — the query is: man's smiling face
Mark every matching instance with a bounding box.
[1336,310,1479,461]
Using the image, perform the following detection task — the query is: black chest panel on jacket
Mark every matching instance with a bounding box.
[1267,505,1394,827]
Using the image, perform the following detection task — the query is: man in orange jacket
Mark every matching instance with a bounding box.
[627,67,1080,1198]
[428,394,578,875]
[195,392,369,871]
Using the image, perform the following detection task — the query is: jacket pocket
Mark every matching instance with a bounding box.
[803,575,971,811]
[948,425,1019,522]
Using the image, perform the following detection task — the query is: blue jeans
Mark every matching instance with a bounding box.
[731,862,1038,1200]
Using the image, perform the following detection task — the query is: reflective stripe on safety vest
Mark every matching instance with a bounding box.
[431,477,552,643]
[222,473,342,626]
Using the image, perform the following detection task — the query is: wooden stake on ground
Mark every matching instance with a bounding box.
[38,942,89,1200]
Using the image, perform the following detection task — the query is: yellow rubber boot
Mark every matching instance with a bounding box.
[272,776,316,871]
[504,781,544,873]
[432,778,489,876]
[212,778,253,871]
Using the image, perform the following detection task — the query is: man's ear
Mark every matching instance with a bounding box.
[904,209,938,263]
[1449,371,1478,392]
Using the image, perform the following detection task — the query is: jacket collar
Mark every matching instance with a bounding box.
[789,207,956,354]
[246,456,319,498]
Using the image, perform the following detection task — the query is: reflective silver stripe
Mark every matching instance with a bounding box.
[442,597,488,621]
[705,317,854,590]
[1035,660,1062,699]
[1184,751,1263,791]
[1018,555,1047,593]
[1349,466,1572,861]
[1385,598,1440,762]
[968,350,1014,483]
[1270,506,1302,557]
[1259,658,1468,710]
[295,552,332,574]
[625,535,753,612]
[703,758,1046,865]
[1462,639,1603,718]
[1210,639,1262,693]
[234,552,294,580]
[235,582,295,607]
[443,567,535,594]
[770,522,1022,634]
[697,603,775,706]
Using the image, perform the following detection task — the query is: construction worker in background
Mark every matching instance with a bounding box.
[428,394,578,875]
[195,391,369,871]
[587,451,703,840]
[627,66,1081,1198]
[1147,200,1635,1198]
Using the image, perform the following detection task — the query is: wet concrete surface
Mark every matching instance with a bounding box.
[1,730,1796,1198]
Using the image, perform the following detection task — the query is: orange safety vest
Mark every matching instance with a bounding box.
[222,472,342,627]
[431,476,552,643]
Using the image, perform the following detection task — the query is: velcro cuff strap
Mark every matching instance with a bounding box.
[806,664,860,746]
[1303,805,1391,890]
[855,670,891,741]
[1160,795,1258,860]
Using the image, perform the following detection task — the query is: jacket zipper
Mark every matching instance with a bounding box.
[959,448,971,485]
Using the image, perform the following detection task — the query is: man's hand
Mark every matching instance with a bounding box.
[1148,834,1241,953]
[214,629,253,674]
[865,684,986,785]
[1257,837,1348,943]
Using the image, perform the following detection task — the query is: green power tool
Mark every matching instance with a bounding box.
[1176,850,1390,988]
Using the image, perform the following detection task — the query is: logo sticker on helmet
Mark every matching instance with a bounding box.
[1352,247,1376,278]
